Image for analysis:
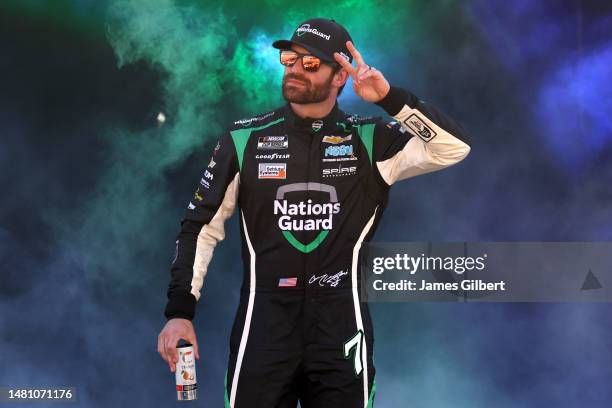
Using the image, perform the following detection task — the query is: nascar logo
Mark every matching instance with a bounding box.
[258,135,288,149]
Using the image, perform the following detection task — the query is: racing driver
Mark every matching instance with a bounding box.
[158,17,471,408]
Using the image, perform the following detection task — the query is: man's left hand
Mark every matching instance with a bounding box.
[333,41,390,103]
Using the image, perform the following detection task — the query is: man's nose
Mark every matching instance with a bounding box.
[287,59,305,74]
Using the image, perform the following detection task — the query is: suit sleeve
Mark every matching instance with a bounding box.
[164,129,240,321]
[372,85,471,185]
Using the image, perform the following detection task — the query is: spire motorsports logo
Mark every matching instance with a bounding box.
[274,183,340,253]
[295,24,331,40]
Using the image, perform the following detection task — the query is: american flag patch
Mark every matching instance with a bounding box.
[278,277,297,287]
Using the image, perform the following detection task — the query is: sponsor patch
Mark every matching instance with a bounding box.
[255,153,290,160]
[187,202,196,210]
[258,135,288,150]
[325,144,353,157]
[234,111,275,127]
[258,163,287,179]
[322,164,357,178]
[203,170,214,180]
[274,183,340,253]
[322,156,358,163]
[312,120,323,132]
[199,178,210,189]
[322,134,352,144]
[345,114,378,125]
[208,158,216,168]
[404,113,437,142]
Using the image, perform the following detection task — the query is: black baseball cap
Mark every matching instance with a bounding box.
[272,18,353,63]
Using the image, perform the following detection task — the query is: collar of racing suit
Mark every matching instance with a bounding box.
[282,100,347,134]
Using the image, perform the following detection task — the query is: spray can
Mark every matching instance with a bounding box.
[175,343,197,401]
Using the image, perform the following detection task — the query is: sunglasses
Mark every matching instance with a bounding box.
[279,49,338,72]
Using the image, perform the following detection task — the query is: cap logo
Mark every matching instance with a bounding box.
[295,24,331,41]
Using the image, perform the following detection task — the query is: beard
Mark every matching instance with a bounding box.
[282,71,334,104]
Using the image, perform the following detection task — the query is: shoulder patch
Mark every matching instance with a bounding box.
[231,109,280,129]
[229,108,285,171]
[403,113,436,142]
[344,114,381,126]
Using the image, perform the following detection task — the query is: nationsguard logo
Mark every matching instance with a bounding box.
[312,120,323,132]
[295,24,331,40]
[274,183,340,253]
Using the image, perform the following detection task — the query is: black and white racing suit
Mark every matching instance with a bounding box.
[164,86,471,408]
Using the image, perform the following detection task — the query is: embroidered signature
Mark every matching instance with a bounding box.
[308,270,349,287]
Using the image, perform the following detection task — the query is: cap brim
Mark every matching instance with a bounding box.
[272,39,336,62]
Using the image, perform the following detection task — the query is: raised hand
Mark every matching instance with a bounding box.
[333,41,390,103]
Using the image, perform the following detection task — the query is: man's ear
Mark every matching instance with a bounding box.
[334,68,349,87]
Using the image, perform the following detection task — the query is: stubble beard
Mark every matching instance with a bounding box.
[282,72,335,104]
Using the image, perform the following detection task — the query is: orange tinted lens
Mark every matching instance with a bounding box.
[280,50,298,66]
[302,55,321,71]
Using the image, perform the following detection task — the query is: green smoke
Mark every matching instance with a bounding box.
[53,0,420,289]
[55,0,246,288]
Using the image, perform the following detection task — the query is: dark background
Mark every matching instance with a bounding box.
[1,0,611,407]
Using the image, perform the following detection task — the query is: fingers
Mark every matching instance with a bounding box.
[185,331,200,360]
[158,319,200,373]
[335,41,368,88]
[358,65,378,82]
[346,41,365,67]
[333,52,356,77]
[157,333,168,364]
[158,332,175,372]
[164,335,179,372]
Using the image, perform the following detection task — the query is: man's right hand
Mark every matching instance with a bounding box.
[157,318,200,373]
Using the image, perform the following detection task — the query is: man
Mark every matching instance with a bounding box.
[158,18,471,408]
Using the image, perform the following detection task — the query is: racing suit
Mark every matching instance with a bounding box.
[164,85,471,408]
